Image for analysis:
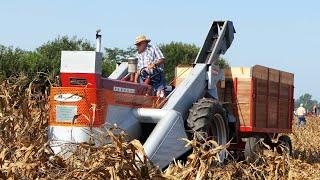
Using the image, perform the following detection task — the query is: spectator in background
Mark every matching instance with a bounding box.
[296,103,306,126]
[312,104,318,116]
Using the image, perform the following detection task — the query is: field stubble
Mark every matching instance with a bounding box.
[0,76,319,179]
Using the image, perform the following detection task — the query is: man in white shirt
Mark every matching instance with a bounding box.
[296,103,306,126]
[133,35,166,97]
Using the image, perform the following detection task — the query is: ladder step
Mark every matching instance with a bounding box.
[212,35,219,39]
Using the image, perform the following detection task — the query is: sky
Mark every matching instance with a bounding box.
[0,0,319,100]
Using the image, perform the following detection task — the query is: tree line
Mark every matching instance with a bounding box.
[295,93,319,111]
[1,36,314,109]
[0,36,203,82]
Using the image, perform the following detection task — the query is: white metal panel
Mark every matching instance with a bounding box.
[48,126,107,155]
[106,105,141,140]
[132,108,190,169]
[60,51,102,74]
[162,64,207,118]
[207,65,224,99]
[108,62,128,79]
[150,115,188,169]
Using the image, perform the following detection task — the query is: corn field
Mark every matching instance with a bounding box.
[0,76,319,179]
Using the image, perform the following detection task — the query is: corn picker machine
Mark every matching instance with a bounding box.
[48,21,294,168]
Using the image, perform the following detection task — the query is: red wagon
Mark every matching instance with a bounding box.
[217,65,294,156]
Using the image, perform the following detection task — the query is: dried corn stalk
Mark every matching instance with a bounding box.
[0,75,319,179]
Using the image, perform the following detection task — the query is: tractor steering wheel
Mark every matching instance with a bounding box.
[139,67,162,87]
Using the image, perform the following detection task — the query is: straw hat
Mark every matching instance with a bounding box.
[135,35,151,45]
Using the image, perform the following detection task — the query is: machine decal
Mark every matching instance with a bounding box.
[56,105,77,123]
[113,86,136,94]
[69,78,88,86]
[54,93,82,102]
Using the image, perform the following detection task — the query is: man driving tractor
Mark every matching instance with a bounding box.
[132,35,166,97]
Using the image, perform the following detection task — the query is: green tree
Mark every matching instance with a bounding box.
[36,36,94,77]
[159,42,199,82]
[0,45,28,79]
[100,43,202,79]
[159,42,229,82]
[214,57,230,69]
[295,93,319,111]
[1,39,230,84]
[0,36,95,81]
[102,47,136,77]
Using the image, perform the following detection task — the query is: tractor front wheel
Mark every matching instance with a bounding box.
[187,98,228,162]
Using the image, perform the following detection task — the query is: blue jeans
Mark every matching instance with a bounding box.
[139,68,166,94]
[297,116,306,126]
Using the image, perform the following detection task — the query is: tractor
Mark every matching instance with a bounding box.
[48,21,294,168]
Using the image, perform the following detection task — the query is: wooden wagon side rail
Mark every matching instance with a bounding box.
[222,65,294,134]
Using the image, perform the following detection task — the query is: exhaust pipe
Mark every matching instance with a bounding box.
[96,29,102,52]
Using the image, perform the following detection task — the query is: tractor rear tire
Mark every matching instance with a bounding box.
[187,98,228,162]
[277,135,293,156]
[244,137,263,163]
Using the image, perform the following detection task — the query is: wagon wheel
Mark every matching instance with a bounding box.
[186,98,228,162]
[244,136,263,163]
[276,135,292,156]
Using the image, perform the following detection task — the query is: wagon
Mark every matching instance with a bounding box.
[219,65,294,158]
[220,65,294,133]
[175,64,294,159]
